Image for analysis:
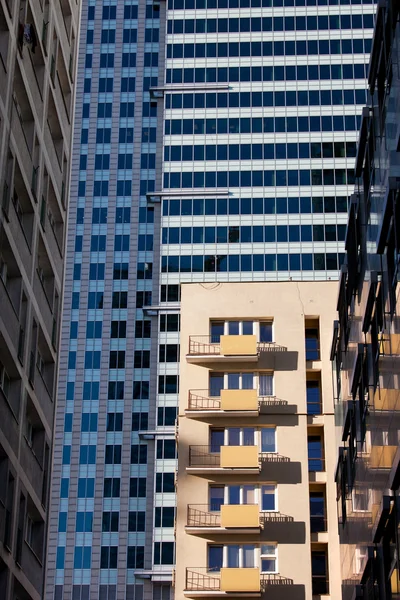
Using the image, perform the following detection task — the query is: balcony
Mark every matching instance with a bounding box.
[380,334,400,356]
[373,387,399,411]
[186,390,290,418]
[185,567,261,597]
[188,445,260,474]
[187,335,286,364]
[186,504,260,534]
[369,445,397,470]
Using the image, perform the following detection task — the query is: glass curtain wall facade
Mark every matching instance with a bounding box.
[46,0,375,598]
[331,1,400,598]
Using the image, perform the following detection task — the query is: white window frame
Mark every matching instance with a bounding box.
[217,545,278,572]
[351,488,370,512]
[260,427,277,453]
[260,485,278,512]
[224,427,256,446]
[260,544,278,573]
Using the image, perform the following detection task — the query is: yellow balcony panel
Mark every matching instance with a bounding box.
[220,335,257,356]
[374,388,399,411]
[380,334,400,356]
[369,445,397,469]
[220,568,260,593]
[220,446,259,469]
[220,504,259,528]
[221,389,258,412]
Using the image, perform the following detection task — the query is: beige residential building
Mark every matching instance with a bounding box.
[175,282,341,599]
[0,0,79,599]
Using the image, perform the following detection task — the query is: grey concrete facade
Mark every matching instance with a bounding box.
[0,0,80,599]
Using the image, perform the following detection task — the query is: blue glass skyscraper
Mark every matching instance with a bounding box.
[45,0,376,598]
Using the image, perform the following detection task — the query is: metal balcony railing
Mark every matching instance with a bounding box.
[187,390,281,411]
[308,457,325,472]
[188,336,286,356]
[186,568,222,591]
[185,568,294,592]
[189,445,221,467]
[187,505,222,527]
[310,516,328,533]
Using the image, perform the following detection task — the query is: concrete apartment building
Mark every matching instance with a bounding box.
[331,0,400,598]
[44,0,375,598]
[175,282,341,599]
[0,0,80,598]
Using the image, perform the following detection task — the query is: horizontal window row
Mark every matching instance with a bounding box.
[161,252,345,272]
[164,141,357,162]
[162,224,346,244]
[167,38,371,59]
[161,196,349,216]
[168,0,373,9]
[166,63,368,84]
[167,14,374,35]
[165,114,361,136]
[163,168,355,189]
[165,88,368,110]
[76,207,154,225]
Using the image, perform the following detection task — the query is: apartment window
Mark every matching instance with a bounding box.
[308,436,324,471]
[130,445,147,464]
[310,492,326,532]
[131,412,148,431]
[76,512,93,532]
[155,507,175,528]
[129,477,146,498]
[106,413,123,432]
[154,542,174,565]
[127,546,144,568]
[77,478,95,498]
[103,478,120,498]
[305,319,320,360]
[156,440,176,459]
[101,547,118,569]
[209,486,224,511]
[261,486,276,511]
[311,550,329,595]
[105,445,121,464]
[128,511,145,532]
[306,378,322,415]
[157,407,177,426]
[102,512,119,532]
[155,473,174,493]
[261,545,277,572]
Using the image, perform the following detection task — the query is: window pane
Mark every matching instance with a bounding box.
[228,321,240,335]
[243,428,255,446]
[210,373,224,396]
[227,373,240,389]
[242,321,253,335]
[261,486,276,511]
[227,546,239,568]
[261,428,276,452]
[209,487,224,511]
[228,428,240,445]
[259,374,273,396]
[243,546,255,567]
[208,546,223,571]
[228,486,240,505]
[210,430,224,452]
[211,321,224,342]
[242,373,254,389]
[243,486,255,504]
[260,322,273,342]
